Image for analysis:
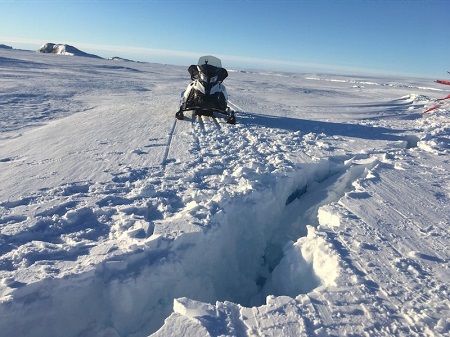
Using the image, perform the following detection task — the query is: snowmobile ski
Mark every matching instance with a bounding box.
[176,106,236,124]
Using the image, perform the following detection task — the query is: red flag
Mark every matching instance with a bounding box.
[423,105,441,113]
[436,80,450,85]
[436,94,450,101]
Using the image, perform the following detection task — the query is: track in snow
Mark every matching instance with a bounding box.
[161,118,178,168]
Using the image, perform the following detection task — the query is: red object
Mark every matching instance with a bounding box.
[436,80,450,85]
[436,94,450,101]
[423,105,441,113]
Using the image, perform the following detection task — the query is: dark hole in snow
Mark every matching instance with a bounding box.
[285,184,307,205]
[405,135,419,149]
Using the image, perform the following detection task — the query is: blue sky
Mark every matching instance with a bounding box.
[2,0,449,78]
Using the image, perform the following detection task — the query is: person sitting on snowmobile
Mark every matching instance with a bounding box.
[176,55,235,124]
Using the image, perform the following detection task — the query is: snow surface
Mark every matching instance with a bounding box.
[0,49,449,337]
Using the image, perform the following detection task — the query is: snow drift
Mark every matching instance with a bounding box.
[0,48,449,337]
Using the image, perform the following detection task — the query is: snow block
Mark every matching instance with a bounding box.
[264,226,340,298]
[318,205,342,227]
[174,297,216,319]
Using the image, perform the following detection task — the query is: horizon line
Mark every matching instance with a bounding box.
[1,36,436,79]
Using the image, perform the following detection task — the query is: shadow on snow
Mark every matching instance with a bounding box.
[240,111,407,142]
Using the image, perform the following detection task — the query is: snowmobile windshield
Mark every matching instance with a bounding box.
[197,55,222,68]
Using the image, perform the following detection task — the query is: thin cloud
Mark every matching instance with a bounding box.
[2,36,381,75]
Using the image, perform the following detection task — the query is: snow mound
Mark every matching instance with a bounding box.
[38,43,101,58]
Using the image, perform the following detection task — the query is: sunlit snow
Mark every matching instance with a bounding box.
[0,48,449,337]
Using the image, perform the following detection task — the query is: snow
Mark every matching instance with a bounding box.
[1,48,450,337]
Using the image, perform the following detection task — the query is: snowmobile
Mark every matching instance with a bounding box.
[176,55,236,124]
